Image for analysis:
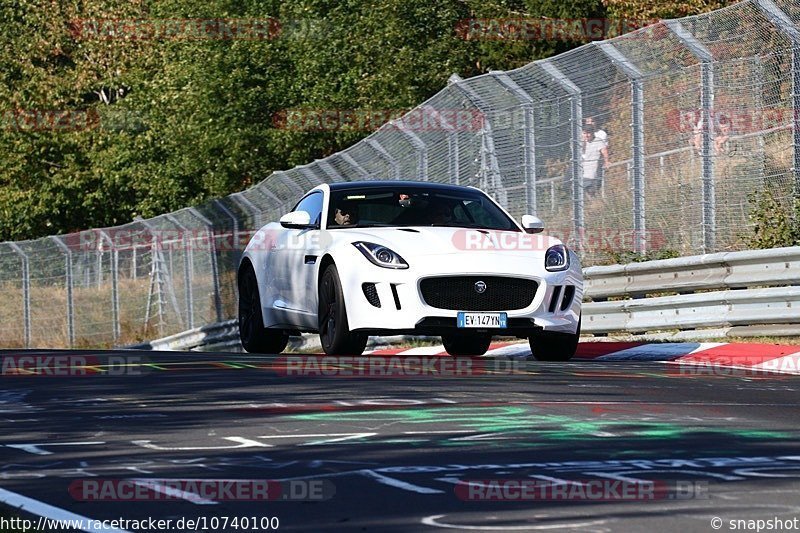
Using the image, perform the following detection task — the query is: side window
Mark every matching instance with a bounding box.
[293,192,323,226]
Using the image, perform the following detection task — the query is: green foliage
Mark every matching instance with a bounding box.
[0,0,695,241]
[746,187,800,249]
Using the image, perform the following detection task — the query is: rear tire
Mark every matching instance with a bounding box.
[318,265,368,355]
[442,334,492,356]
[238,262,289,354]
[529,317,580,361]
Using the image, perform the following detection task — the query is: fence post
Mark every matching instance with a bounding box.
[666,20,716,253]
[317,159,347,183]
[49,236,75,348]
[448,74,507,207]
[540,61,583,250]
[596,42,647,255]
[97,231,120,343]
[8,243,31,348]
[213,199,240,253]
[366,139,401,180]
[341,152,371,180]
[421,105,459,184]
[166,214,194,329]
[489,71,537,215]
[232,192,264,231]
[393,119,428,181]
[272,171,305,197]
[754,0,800,200]
[188,207,223,323]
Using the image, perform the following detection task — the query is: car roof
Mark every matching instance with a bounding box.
[326,180,479,193]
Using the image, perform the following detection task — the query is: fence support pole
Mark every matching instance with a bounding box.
[448,74,507,207]
[754,0,800,200]
[596,42,647,255]
[421,105,459,184]
[97,231,120,343]
[540,61,583,250]
[667,20,715,253]
[393,119,428,181]
[188,208,223,323]
[366,139,401,180]
[489,71,537,215]
[8,243,31,348]
[317,159,346,183]
[341,153,371,180]
[49,236,75,348]
[166,214,194,329]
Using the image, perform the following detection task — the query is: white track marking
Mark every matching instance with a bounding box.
[4,442,105,455]
[421,514,607,530]
[0,487,130,532]
[359,470,443,494]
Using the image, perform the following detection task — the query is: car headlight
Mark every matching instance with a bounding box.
[353,242,409,269]
[545,244,569,271]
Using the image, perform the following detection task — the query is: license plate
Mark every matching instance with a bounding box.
[457,312,507,328]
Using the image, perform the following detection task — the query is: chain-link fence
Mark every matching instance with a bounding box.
[2,0,800,348]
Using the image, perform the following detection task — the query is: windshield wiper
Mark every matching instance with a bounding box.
[427,222,510,230]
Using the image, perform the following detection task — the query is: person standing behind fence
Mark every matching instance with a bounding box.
[582,124,604,196]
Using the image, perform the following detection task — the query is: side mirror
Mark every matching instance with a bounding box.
[280,211,314,229]
[521,214,544,234]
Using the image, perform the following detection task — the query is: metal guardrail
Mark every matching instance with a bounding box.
[129,246,800,350]
[583,246,800,336]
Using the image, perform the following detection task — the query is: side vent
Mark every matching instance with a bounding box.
[362,283,381,308]
[548,285,562,313]
[390,283,402,310]
[560,285,575,311]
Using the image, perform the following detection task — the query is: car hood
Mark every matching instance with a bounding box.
[323,226,563,258]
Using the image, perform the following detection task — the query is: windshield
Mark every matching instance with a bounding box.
[326,187,519,231]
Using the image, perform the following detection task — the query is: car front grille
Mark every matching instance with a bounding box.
[419,276,537,311]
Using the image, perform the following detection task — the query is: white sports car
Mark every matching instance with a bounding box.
[238,181,582,359]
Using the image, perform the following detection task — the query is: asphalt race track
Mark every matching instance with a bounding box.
[1,347,800,532]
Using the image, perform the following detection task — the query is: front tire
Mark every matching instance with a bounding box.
[318,265,368,355]
[442,333,492,356]
[529,317,581,361]
[238,262,289,354]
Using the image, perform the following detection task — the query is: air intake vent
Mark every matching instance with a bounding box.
[362,283,381,308]
[419,276,537,311]
[560,285,575,311]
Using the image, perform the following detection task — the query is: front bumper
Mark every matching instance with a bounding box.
[339,252,582,336]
